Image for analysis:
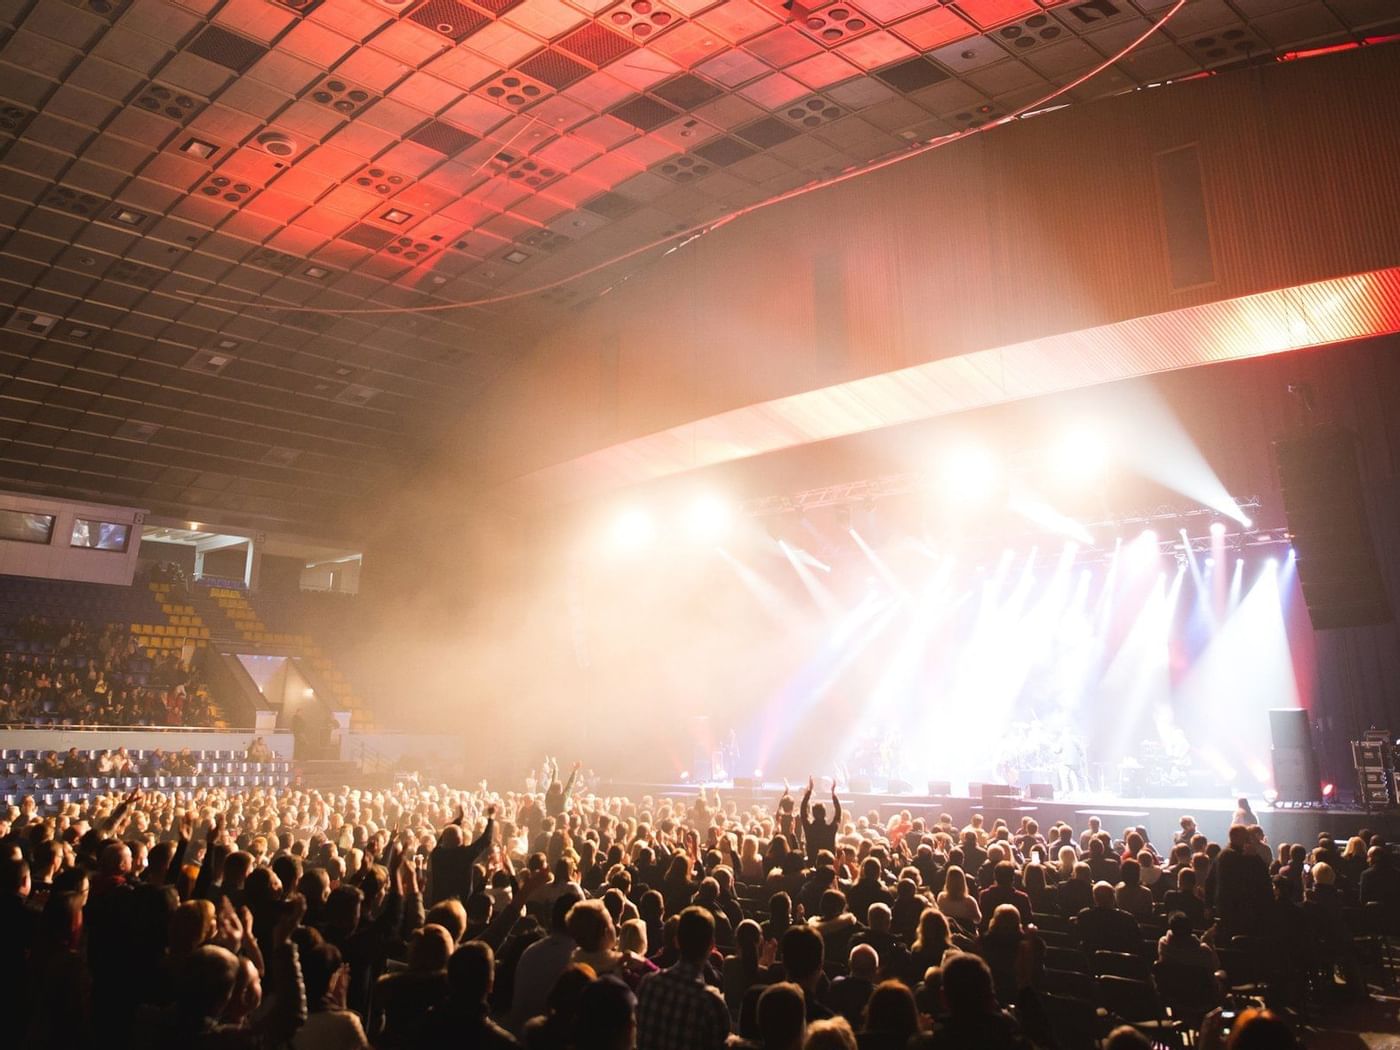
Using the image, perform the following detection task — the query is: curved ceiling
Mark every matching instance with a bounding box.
[0,0,1395,532]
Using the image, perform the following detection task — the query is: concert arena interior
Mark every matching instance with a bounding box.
[2,0,1400,1047]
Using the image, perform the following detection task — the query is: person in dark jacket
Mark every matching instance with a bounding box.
[427,804,495,905]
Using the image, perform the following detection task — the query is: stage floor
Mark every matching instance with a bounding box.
[599,780,1400,845]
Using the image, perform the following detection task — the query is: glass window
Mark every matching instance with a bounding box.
[71,518,131,552]
[0,509,56,544]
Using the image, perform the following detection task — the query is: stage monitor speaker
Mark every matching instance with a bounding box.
[928,780,952,796]
[1027,783,1055,800]
[1273,425,1392,629]
[732,776,759,789]
[981,783,1019,802]
[888,778,913,795]
[849,777,872,793]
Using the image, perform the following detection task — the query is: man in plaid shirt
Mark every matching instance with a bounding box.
[636,906,731,1050]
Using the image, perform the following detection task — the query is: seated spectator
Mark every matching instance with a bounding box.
[906,908,954,981]
[756,982,807,1050]
[919,952,1035,1050]
[1057,863,1094,917]
[295,941,369,1050]
[858,979,920,1050]
[781,924,833,1022]
[1075,882,1141,955]
[828,943,879,1025]
[978,862,1032,929]
[810,889,861,960]
[1163,868,1208,929]
[1114,859,1154,919]
[1156,911,1218,972]
[1360,846,1400,909]
[976,905,1041,1007]
[935,867,981,931]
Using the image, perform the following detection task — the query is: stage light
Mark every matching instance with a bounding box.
[685,494,733,542]
[1263,788,1279,804]
[938,443,1002,505]
[1322,782,1335,799]
[1137,529,1158,546]
[1051,424,1108,484]
[679,771,690,782]
[753,769,763,779]
[607,507,656,552]
[1210,521,1226,537]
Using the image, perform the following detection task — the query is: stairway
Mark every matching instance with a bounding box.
[295,758,391,790]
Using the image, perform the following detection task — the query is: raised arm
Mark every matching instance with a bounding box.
[830,781,842,827]
[800,776,813,826]
[561,760,580,797]
[464,806,497,864]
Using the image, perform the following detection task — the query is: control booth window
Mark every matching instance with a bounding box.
[70,518,131,552]
[0,509,57,545]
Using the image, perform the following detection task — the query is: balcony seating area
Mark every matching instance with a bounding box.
[0,745,291,804]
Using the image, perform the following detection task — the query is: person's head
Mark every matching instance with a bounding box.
[867,901,891,933]
[943,865,966,899]
[425,899,468,944]
[551,885,584,933]
[780,924,824,985]
[1,857,30,899]
[448,940,494,1004]
[1166,911,1193,939]
[1120,858,1140,887]
[1093,881,1116,909]
[39,889,83,952]
[1105,1025,1153,1049]
[575,976,637,1050]
[937,952,996,1018]
[407,924,453,972]
[914,908,948,952]
[988,903,1021,937]
[818,889,847,921]
[1311,862,1335,887]
[180,945,241,1021]
[1228,824,1251,850]
[848,943,878,980]
[1177,867,1197,893]
[757,983,806,1050]
[862,980,919,1038]
[803,1017,856,1050]
[169,899,217,957]
[676,906,715,964]
[1229,1008,1300,1049]
[618,917,647,956]
[568,899,617,954]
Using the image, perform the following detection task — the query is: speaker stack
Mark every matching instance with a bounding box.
[1269,708,1321,804]
[1273,425,1392,630]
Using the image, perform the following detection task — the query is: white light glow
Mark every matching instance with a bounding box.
[608,507,656,552]
[685,494,733,543]
[938,443,1002,506]
[1050,423,1109,485]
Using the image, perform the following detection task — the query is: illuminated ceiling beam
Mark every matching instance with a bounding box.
[495,267,1400,510]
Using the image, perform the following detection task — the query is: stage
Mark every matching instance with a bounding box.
[599,780,1400,846]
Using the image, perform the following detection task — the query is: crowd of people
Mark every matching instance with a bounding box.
[0,619,218,727]
[2,764,1392,1050]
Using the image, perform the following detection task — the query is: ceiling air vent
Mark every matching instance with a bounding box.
[114,420,162,442]
[41,186,109,216]
[133,82,206,123]
[184,349,234,375]
[262,446,302,466]
[4,309,60,335]
[0,104,35,136]
[310,76,377,116]
[335,384,378,407]
[602,0,681,40]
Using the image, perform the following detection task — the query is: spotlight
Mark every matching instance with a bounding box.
[685,494,733,542]
[1263,788,1279,805]
[1322,782,1335,799]
[1050,423,1108,484]
[607,507,655,552]
[1137,529,1158,546]
[679,771,690,782]
[753,769,763,779]
[939,443,1001,505]
[1210,521,1226,537]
